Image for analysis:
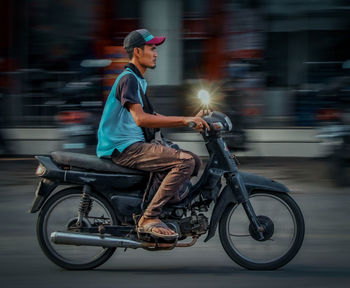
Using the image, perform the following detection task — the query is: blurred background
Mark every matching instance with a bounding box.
[1,2,350,284]
[0,0,350,183]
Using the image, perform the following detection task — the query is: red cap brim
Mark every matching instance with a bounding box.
[146,36,166,46]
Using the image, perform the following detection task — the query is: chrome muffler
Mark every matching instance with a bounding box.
[51,232,143,249]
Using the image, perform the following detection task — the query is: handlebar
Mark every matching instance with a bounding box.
[188,121,196,128]
[188,121,209,137]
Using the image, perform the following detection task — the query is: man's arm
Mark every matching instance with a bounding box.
[128,103,210,132]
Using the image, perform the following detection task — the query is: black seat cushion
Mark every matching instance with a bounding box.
[51,151,146,175]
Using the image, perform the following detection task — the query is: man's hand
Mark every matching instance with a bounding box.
[184,117,210,132]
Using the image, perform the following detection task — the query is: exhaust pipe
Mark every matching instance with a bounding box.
[51,231,199,249]
[51,232,143,249]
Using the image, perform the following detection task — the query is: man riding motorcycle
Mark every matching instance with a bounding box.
[96,29,209,239]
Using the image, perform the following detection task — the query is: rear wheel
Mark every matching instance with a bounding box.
[219,191,304,270]
[37,187,117,270]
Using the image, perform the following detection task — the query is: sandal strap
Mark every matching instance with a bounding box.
[140,221,170,232]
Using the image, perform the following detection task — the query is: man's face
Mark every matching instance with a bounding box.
[136,44,158,69]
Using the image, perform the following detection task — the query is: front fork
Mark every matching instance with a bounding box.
[225,172,264,240]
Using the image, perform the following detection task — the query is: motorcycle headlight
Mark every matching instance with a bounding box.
[205,111,233,132]
[197,89,211,105]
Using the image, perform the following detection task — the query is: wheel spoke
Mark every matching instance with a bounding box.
[229,234,250,237]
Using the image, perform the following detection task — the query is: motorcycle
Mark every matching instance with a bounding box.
[29,93,305,271]
[55,59,110,154]
[316,75,350,186]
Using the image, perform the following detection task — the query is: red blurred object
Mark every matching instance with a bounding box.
[243,107,261,116]
[56,111,91,124]
[316,109,341,121]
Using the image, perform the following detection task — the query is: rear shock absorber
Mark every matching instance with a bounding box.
[76,185,93,227]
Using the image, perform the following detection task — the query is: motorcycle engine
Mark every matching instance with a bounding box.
[166,214,209,239]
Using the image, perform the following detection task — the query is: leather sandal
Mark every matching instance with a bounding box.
[137,221,178,240]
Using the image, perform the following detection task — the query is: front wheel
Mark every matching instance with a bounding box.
[219,191,304,270]
[37,187,118,270]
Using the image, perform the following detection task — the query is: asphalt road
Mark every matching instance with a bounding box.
[0,157,350,288]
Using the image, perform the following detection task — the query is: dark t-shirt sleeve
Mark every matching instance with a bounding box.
[116,74,141,108]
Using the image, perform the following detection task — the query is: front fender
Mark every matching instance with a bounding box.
[204,172,289,242]
[240,171,289,194]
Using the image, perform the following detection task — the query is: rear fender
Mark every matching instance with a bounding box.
[29,156,61,213]
[29,178,58,213]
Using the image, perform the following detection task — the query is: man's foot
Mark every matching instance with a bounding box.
[138,216,177,238]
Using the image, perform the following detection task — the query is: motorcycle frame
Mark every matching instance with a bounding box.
[30,130,289,242]
[30,129,290,242]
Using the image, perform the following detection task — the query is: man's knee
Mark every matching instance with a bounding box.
[192,154,202,176]
[179,151,196,175]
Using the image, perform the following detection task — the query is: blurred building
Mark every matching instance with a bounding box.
[1,0,350,155]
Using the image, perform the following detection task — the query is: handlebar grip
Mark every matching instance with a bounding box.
[188,121,196,128]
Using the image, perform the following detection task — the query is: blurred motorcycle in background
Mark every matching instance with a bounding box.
[55,59,111,154]
[316,66,350,186]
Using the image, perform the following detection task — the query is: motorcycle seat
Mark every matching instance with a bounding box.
[51,151,146,175]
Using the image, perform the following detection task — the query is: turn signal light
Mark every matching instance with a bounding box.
[35,164,46,176]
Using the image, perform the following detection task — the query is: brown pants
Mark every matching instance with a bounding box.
[111,142,201,218]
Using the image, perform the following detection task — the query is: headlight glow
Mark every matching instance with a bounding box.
[197,89,210,105]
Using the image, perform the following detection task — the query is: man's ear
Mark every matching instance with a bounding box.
[133,47,138,58]
[134,47,142,58]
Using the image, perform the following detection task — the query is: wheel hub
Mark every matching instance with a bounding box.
[66,217,91,232]
[249,215,274,241]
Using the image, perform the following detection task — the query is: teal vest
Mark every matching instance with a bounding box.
[96,68,147,157]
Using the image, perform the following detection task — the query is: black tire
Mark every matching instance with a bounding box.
[37,187,117,270]
[219,191,305,270]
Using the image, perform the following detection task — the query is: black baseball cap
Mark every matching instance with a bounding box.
[123,29,166,50]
